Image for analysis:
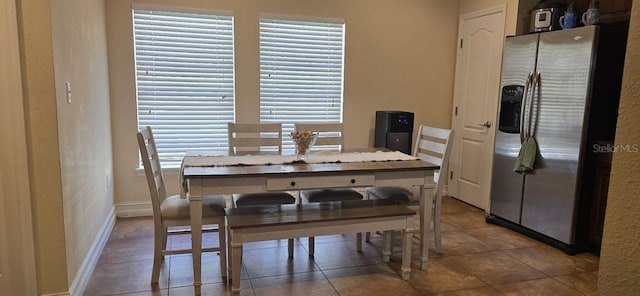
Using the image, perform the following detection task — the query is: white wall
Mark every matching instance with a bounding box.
[106,0,461,210]
[50,0,115,287]
[13,0,115,293]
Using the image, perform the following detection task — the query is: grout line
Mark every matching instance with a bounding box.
[548,276,591,296]
[318,268,341,295]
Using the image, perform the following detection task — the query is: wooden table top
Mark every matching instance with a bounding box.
[183,158,438,179]
[226,199,416,229]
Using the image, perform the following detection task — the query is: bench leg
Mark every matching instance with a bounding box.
[288,239,294,258]
[231,241,243,293]
[356,233,363,252]
[308,237,315,257]
[402,228,412,280]
[382,231,392,262]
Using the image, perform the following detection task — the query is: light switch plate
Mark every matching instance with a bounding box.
[65,81,72,104]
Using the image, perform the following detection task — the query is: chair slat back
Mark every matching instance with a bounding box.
[137,126,166,223]
[294,123,344,151]
[414,125,454,195]
[228,123,283,155]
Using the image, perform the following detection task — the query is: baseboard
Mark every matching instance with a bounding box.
[115,201,153,217]
[41,292,71,296]
[67,207,116,296]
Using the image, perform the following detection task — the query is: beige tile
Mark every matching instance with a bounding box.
[494,278,583,296]
[84,259,168,295]
[115,290,168,296]
[449,251,546,285]
[168,253,235,287]
[98,235,156,265]
[553,271,598,296]
[463,227,541,250]
[503,246,599,277]
[97,216,156,265]
[324,264,420,296]
[109,217,155,241]
[87,197,601,296]
[310,239,384,270]
[428,230,496,256]
[432,286,504,296]
[441,211,490,231]
[395,257,487,294]
[441,196,482,215]
[250,271,337,296]
[169,281,254,296]
[242,245,319,278]
[440,221,461,232]
[168,232,223,250]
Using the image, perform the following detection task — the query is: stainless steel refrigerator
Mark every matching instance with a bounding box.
[488,25,627,253]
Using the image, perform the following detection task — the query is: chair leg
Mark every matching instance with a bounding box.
[218,219,227,280]
[288,239,294,258]
[364,192,371,242]
[161,227,168,259]
[382,231,392,262]
[308,237,315,257]
[356,233,363,252]
[151,226,165,284]
[434,194,443,254]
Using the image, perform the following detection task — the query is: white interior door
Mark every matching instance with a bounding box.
[448,6,506,211]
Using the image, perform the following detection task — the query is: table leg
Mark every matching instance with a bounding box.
[219,218,227,280]
[189,197,203,295]
[231,241,243,293]
[402,226,413,280]
[419,184,434,270]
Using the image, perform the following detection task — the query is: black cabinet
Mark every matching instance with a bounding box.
[588,144,613,254]
[575,0,633,23]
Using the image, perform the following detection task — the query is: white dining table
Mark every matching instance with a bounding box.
[181,150,438,294]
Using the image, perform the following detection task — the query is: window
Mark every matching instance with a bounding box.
[133,9,235,167]
[259,17,345,149]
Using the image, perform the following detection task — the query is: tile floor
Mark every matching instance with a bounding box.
[85,197,599,295]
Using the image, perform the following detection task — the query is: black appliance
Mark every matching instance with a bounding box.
[374,111,414,154]
[529,0,567,33]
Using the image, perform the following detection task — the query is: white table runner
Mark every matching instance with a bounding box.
[182,151,418,168]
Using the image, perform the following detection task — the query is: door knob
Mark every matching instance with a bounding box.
[478,121,492,128]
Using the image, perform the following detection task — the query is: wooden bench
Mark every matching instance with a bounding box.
[225,199,415,293]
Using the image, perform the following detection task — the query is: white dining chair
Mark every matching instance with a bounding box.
[227,123,297,257]
[365,125,454,254]
[137,126,227,284]
[294,123,365,255]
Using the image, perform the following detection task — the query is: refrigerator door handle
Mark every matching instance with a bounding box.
[527,72,541,137]
[520,72,534,143]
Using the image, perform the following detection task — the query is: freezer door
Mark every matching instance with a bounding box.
[521,26,597,244]
[490,34,539,223]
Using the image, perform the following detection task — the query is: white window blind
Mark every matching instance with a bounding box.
[259,18,345,149]
[133,9,235,167]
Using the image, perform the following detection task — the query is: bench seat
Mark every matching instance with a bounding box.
[225,199,415,293]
